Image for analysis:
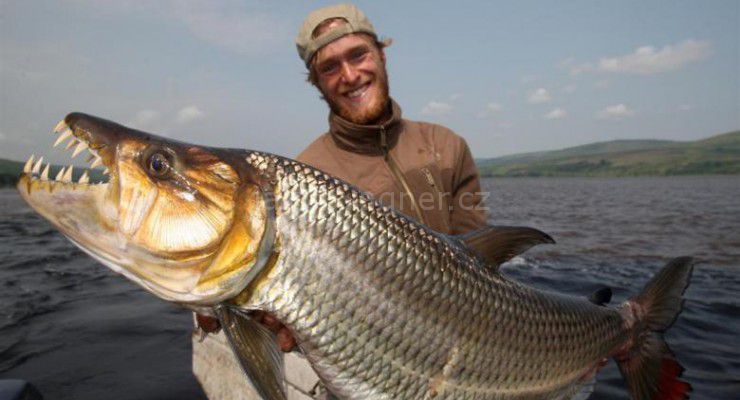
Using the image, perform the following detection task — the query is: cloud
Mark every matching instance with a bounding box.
[477,102,502,118]
[527,88,552,104]
[486,102,502,113]
[562,85,577,94]
[421,101,453,116]
[678,104,693,111]
[175,105,205,124]
[76,1,290,55]
[594,79,611,89]
[598,40,711,75]
[129,109,161,130]
[597,104,635,120]
[0,132,6,141]
[559,58,593,76]
[544,108,567,120]
[449,93,462,101]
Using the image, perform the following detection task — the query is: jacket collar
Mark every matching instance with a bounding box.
[328,99,403,156]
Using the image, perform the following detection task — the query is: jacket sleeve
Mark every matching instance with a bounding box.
[449,139,489,234]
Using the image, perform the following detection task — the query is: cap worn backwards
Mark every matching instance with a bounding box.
[296,3,389,67]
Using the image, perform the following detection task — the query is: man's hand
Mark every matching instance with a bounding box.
[194,312,297,352]
[251,310,297,352]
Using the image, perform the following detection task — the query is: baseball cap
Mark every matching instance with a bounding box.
[296,3,390,66]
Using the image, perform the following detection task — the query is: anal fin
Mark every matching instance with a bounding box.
[216,307,287,400]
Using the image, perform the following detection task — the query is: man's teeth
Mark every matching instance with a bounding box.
[347,84,368,98]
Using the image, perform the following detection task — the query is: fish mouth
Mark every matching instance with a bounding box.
[18,113,272,305]
[20,114,115,192]
[17,113,164,297]
[17,114,223,303]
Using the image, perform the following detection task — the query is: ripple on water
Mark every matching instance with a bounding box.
[2,176,739,399]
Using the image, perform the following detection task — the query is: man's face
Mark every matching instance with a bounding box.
[313,33,390,125]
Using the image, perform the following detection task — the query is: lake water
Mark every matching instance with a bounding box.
[1,176,739,399]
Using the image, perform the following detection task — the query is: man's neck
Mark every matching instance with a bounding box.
[363,101,393,126]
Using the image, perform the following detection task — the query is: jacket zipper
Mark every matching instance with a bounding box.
[380,126,427,225]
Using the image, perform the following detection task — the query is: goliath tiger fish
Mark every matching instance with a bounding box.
[18,113,693,400]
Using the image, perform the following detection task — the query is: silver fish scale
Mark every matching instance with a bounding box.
[244,153,627,400]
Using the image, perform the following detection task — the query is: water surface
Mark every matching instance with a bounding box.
[1,175,739,399]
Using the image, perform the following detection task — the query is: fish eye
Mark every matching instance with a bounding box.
[147,152,171,178]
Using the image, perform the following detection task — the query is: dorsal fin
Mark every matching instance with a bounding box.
[588,287,613,306]
[456,225,555,269]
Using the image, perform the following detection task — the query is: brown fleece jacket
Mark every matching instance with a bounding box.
[297,99,488,235]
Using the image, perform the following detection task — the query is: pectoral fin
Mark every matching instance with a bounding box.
[216,307,286,400]
[457,225,555,269]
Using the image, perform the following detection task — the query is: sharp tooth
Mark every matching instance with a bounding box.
[79,171,90,184]
[55,167,66,181]
[53,130,73,147]
[41,164,50,180]
[103,167,109,175]
[65,138,78,151]
[53,119,68,133]
[72,141,88,158]
[62,166,73,182]
[90,156,103,169]
[32,157,44,174]
[24,155,35,173]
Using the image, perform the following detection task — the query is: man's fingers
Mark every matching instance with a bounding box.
[277,327,297,352]
[195,313,221,333]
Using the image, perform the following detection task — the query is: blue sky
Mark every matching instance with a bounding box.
[1,0,738,165]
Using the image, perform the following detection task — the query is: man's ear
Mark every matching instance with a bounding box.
[379,47,386,63]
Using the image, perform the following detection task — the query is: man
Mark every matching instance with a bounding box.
[295,4,487,236]
[193,4,488,399]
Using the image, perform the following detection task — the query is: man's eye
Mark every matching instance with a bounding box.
[320,63,339,75]
[351,50,368,62]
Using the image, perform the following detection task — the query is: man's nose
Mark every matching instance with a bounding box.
[339,62,360,84]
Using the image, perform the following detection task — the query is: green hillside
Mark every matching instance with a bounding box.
[0,158,24,187]
[477,130,740,177]
[0,158,107,188]
[3,130,738,186]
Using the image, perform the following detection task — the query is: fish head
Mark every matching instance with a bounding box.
[18,113,272,306]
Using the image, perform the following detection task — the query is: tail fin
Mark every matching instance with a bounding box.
[616,257,694,400]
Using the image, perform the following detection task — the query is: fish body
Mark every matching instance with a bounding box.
[237,152,625,399]
[18,113,693,400]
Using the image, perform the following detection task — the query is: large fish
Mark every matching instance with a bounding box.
[18,113,693,400]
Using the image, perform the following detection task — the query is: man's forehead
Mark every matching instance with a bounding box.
[314,33,376,63]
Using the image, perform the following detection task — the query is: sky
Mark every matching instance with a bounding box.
[1,0,738,165]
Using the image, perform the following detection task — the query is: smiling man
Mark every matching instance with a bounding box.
[296,4,488,236]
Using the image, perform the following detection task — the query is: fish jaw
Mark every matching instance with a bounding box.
[18,113,272,306]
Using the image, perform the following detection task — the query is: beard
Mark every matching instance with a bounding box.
[321,63,391,125]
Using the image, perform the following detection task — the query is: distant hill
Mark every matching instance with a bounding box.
[0,158,23,187]
[3,130,739,186]
[0,158,107,188]
[477,130,740,177]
